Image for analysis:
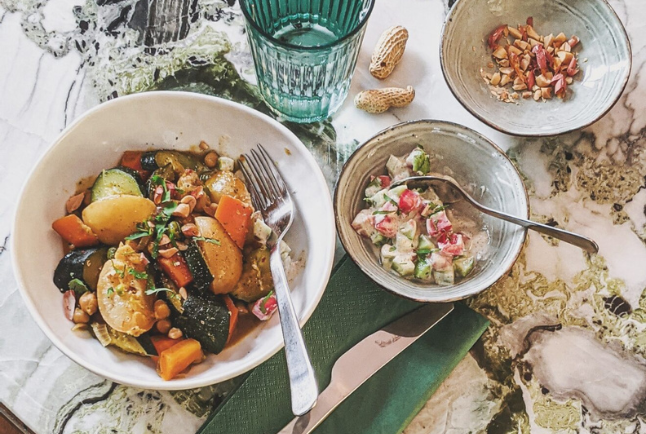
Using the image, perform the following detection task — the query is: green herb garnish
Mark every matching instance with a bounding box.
[68,278,89,297]
[106,287,114,296]
[128,268,148,280]
[193,236,221,245]
[372,210,396,215]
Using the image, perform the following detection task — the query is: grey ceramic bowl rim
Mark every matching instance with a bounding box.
[238,0,375,52]
[334,119,529,303]
[439,0,633,137]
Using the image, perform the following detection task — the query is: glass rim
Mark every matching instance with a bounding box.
[239,0,376,51]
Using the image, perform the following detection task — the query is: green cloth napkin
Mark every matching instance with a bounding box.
[199,257,488,434]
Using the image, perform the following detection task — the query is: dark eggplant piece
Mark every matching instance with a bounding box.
[174,291,230,354]
[53,247,109,292]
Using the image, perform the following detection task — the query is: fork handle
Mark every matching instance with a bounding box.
[269,245,319,416]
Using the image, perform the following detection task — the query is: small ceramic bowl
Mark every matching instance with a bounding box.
[12,91,336,390]
[441,0,631,137]
[335,120,528,302]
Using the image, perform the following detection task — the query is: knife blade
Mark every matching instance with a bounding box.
[277,302,454,434]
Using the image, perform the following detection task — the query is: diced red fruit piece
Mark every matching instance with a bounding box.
[252,293,277,321]
[551,73,567,95]
[526,16,533,27]
[375,214,398,238]
[426,211,452,237]
[63,290,76,321]
[532,44,548,75]
[377,175,391,189]
[488,25,507,50]
[351,210,376,238]
[398,189,421,214]
[438,233,465,256]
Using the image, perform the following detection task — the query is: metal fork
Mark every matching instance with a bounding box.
[239,144,319,417]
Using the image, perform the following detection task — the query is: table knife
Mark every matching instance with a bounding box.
[277,302,454,434]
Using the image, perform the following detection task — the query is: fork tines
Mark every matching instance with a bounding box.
[239,144,288,211]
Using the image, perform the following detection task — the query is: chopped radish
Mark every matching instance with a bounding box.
[398,189,421,214]
[375,214,398,238]
[377,175,391,188]
[252,292,277,321]
[426,211,452,237]
[438,233,465,256]
[63,290,76,322]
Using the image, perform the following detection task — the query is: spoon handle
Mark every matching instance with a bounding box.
[476,204,599,254]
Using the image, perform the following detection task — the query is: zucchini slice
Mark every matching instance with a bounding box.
[174,292,230,354]
[184,241,214,293]
[91,167,144,202]
[53,247,108,292]
[139,150,204,174]
[90,322,157,356]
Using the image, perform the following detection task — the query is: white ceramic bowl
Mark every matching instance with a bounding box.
[12,91,336,390]
[335,120,528,302]
[441,0,631,136]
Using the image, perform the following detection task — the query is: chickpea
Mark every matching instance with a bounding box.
[168,327,183,340]
[73,308,90,324]
[154,300,171,320]
[79,291,98,316]
[156,319,171,334]
[204,151,219,168]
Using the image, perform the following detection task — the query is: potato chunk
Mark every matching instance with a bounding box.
[82,195,156,245]
[194,216,243,294]
[204,171,251,206]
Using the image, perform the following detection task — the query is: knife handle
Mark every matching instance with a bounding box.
[270,244,319,416]
[277,382,348,434]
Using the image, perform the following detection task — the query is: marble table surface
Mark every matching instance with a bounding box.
[2,0,646,432]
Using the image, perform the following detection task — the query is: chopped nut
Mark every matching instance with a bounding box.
[493,46,508,59]
[512,83,527,91]
[544,34,554,48]
[172,203,191,218]
[511,92,520,99]
[522,91,532,99]
[526,25,540,40]
[500,74,512,86]
[204,151,218,168]
[533,89,542,101]
[180,195,197,213]
[159,234,171,246]
[528,38,540,47]
[536,74,551,87]
[199,141,209,150]
[507,45,522,56]
[520,56,530,71]
[561,42,571,53]
[541,87,552,99]
[179,287,188,300]
[176,241,188,251]
[508,26,522,39]
[565,76,573,85]
[66,193,85,214]
[181,223,200,237]
[554,32,567,43]
[499,67,514,76]
[498,59,510,67]
[159,247,179,259]
[514,40,530,51]
[490,72,501,86]
[168,327,183,340]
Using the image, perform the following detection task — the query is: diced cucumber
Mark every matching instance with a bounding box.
[454,256,475,278]
[370,232,386,245]
[386,185,408,202]
[369,190,388,208]
[216,156,235,172]
[399,220,417,240]
[406,147,431,174]
[365,178,382,199]
[380,244,397,269]
[392,256,415,277]
[253,217,272,245]
[91,167,144,202]
[433,269,455,286]
[417,234,435,251]
[395,231,416,254]
[414,258,433,281]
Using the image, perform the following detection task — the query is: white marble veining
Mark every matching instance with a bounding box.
[1,0,646,432]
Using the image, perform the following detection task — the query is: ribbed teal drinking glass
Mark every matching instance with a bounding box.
[240,0,375,123]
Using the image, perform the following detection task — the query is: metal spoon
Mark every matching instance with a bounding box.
[394,175,599,254]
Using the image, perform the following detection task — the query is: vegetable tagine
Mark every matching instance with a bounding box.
[52,145,287,380]
[352,146,476,285]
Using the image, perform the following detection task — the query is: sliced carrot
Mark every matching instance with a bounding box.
[120,151,150,180]
[157,338,203,381]
[223,295,238,343]
[151,335,182,355]
[158,254,193,288]
[214,195,252,249]
[52,214,99,247]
